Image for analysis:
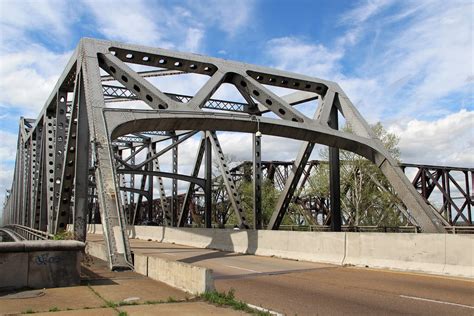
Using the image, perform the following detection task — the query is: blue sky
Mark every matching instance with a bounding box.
[0,0,473,208]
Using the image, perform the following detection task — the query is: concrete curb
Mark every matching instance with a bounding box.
[135,254,214,294]
[85,240,214,294]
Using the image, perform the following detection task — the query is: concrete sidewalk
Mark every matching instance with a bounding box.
[0,257,246,316]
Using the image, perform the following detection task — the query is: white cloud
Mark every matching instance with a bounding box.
[371,1,473,117]
[265,0,473,123]
[0,45,71,114]
[388,109,474,166]
[266,37,344,79]
[191,0,254,36]
[183,28,204,52]
[0,130,17,162]
[81,0,231,53]
[0,0,78,49]
[81,0,167,47]
[340,0,393,25]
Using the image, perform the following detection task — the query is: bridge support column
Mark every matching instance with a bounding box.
[171,132,178,226]
[329,105,341,232]
[253,133,262,229]
[205,132,212,228]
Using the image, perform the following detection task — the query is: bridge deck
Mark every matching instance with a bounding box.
[87,234,474,316]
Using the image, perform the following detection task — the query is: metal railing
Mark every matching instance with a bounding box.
[4,224,54,240]
[185,223,474,234]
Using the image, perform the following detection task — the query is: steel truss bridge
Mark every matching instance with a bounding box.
[2,39,473,270]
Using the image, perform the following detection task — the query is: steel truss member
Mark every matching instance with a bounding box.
[2,38,451,270]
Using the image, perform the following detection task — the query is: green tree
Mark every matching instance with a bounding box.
[305,122,406,227]
[239,178,279,227]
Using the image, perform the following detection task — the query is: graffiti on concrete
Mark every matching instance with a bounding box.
[34,253,63,265]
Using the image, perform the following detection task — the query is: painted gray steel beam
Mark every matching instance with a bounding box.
[44,114,56,233]
[2,37,449,274]
[253,133,262,229]
[147,144,154,222]
[267,142,315,230]
[266,90,330,230]
[208,131,248,228]
[204,132,212,228]
[125,131,198,170]
[178,135,205,227]
[33,121,46,231]
[82,41,133,270]
[51,90,68,233]
[99,53,182,110]
[55,69,81,234]
[171,132,178,226]
[103,105,443,233]
[73,79,89,241]
[101,69,184,81]
[328,104,341,231]
[117,169,206,188]
[150,144,171,226]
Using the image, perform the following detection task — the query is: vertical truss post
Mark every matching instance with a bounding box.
[147,143,154,222]
[151,143,170,225]
[73,82,89,241]
[205,132,212,228]
[328,105,341,231]
[52,90,68,233]
[133,164,148,225]
[253,133,262,229]
[29,136,37,228]
[83,43,132,270]
[55,70,81,234]
[466,171,472,223]
[21,139,29,226]
[32,120,44,229]
[171,132,178,226]
[178,135,205,227]
[129,146,135,224]
[44,114,56,233]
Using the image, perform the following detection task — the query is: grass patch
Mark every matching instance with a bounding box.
[105,300,118,308]
[118,312,128,316]
[144,300,165,305]
[167,296,178,303]
[48,307,60,312]
[22,309,36,314]
[52,231,73,240]
[117,301,139,307]
[200,289,270,315]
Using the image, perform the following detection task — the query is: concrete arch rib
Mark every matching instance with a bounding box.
[103,109,445,233]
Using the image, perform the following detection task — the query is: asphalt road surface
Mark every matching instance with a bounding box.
[88,234,474,315]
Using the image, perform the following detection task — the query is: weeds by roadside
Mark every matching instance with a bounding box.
[200,289,270,315]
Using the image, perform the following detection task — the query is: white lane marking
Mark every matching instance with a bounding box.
[247,303,284,316]
[223,264,262,273]
[400,295,474,309]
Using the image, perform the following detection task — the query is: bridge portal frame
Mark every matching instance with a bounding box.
[2,38,446,270]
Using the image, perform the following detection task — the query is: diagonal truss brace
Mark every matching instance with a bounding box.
[208,131,249,228]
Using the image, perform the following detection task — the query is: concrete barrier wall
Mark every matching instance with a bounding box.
[128,227,347,265]
[85,241,108,262]
[444,234,473,277]
[86,224,474,278]
[0,241,84,290]
[134,254,214,294]
[343,233,446,274]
